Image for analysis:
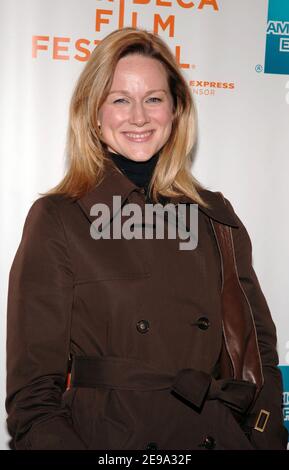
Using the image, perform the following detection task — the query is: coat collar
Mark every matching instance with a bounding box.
[76,162,143,227]
[76,162,239,228]
[195,188,239,227]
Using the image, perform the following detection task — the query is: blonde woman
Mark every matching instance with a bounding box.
[6,27,287,450]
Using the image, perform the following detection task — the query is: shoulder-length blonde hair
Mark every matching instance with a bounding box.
[44,27,209,208]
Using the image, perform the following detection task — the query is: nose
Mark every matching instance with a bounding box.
[129,102,150,127]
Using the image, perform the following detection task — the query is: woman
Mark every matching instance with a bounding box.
[6,27,287,450]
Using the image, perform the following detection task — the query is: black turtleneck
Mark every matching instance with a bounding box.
[107,150,160,202]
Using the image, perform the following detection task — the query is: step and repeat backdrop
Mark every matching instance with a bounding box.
[0,0,288,449]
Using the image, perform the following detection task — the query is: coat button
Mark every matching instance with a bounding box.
[192,317,210,330]
[200,435,216,449]
[136,319,150,333]
[146,442,158,450]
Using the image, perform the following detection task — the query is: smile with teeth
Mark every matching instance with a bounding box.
[123,130,154,142]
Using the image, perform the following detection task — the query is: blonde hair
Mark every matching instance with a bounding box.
[43,27,210,208]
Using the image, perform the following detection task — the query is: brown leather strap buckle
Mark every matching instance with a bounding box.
[254,409,270,432]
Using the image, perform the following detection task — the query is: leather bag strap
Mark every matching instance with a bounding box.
[209,193,264,402]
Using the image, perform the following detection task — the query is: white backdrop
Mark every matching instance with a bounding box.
[1,0,288,449]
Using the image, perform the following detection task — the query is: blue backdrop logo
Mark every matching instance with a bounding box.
[279,365,289,438]
[265,0,289,75]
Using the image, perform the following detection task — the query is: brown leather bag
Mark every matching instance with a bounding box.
[209,196,264,404]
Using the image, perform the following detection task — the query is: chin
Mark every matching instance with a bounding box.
[107,142,160,161]
[124,147,160,162]
[128,155,154,162]
[131,154,154,161]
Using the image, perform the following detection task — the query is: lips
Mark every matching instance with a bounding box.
[122,130,155,142]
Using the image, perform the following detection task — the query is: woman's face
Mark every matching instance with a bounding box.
[97,54,175,161]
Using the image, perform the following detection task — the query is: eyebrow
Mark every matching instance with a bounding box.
[108,89,168,96]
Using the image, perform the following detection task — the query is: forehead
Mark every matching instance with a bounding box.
[110,54,169,89]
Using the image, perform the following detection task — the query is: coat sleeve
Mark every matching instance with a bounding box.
[6,196,87,450]
[224,196,288,450]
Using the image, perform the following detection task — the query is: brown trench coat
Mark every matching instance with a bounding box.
[6,162,288,450]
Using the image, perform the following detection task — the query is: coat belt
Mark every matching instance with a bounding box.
[70,355,256,417]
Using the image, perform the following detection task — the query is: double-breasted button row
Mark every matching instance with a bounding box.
[145,438,216,450]
[137,317,210,333]
[136,319,150,333]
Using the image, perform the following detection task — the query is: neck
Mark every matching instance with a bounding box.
[107,150,160,194]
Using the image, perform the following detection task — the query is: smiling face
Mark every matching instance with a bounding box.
[97,54,175,162]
